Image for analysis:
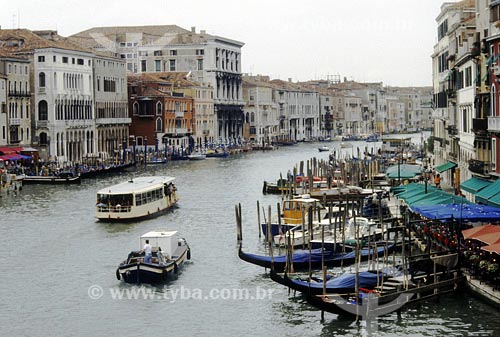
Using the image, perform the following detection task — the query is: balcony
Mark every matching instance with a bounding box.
[65,120,91,128]
[472,118,488,133]
[96,117,131,125]
[9,118,20,126]
[488,116,500,132]
[36,120,48,128]
[175,111,184,118]
[8,90,31,98]
[469,159,490,175]
[164,128,189,136]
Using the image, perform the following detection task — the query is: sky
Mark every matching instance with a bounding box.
[0,0,448,87]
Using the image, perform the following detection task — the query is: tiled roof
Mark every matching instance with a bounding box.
[0,28,117,58]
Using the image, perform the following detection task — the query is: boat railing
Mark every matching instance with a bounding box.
[96,205,132,213]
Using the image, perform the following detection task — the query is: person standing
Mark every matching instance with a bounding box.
[434,173,441,188]
[143,239,152,263]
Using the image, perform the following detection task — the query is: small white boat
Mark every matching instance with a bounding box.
[318,146,330,152]
[340,142,353,148]
[187,152,206,160]
[116,230,190,284]
[96,176,178,221]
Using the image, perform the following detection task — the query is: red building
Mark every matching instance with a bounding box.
[128,73,195,153]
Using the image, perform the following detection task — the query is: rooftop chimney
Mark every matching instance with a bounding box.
[191,26,196,33]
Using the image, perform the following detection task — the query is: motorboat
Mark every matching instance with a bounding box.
[116,230,190,284]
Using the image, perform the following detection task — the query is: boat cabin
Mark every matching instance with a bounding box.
[282,195,320,224]
[140,230,179,258]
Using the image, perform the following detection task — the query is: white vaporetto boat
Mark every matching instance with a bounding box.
[95,176,178,221]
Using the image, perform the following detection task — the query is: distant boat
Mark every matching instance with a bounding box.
[116,230,190,284]
[96,176,178,221]
[23,174,81,185]
[147,157,168,165]
[318,146,330,152]
[187,152,206,160]
[79,162,136,179]
[340,142,353,148]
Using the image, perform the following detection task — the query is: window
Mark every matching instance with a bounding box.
[197,59,203,70]
[39,132,48,145]
[141,60,147,72]
[139,51,148,56]
[38,56,45,62]
[72,58,75,64]
[38,100,48,120]
[196,49,204,55]
[62,57,68,63]
[154,50,162,56]
[133,102,139,116]
[169,60,176,71]
[120,42,126,47]
[156,118,163,132]
[155,60,161,72]
[170,50,177,56]
[39,72,46,87]
[53,56,56,62]
[77,58,84,65]
[120,54,126,59]
[156,102,162,115]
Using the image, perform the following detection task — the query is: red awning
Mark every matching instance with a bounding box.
[481,243,500,255]
[0,147,24,155]
[462,224,500,240]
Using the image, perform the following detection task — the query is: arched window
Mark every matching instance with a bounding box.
[38,100,48,120]
[156,118,163,132]
[39,72,46,88]
[251,112,255,123]
[133,102,139,116]
[39,132,48,145]
[156,102,162,115]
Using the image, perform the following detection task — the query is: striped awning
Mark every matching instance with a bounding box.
[435,161,457,173]
[460,177,492,194]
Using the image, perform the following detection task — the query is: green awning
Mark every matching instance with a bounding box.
[435,161,457,173]
[476,180,500,205]
[460,177,492,194]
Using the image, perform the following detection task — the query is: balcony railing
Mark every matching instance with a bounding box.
[164,128,188,136]
[488,116,500,132]
[469,159,490,175]
[175,111,184,118]
[9,118,20,126]
[8,90,31,97]
[36,120,48,128]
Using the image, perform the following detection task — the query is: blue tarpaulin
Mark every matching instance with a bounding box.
[289,271,385,290]
[411,204,500,222]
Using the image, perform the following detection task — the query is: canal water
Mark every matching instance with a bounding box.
[1,134,499,336]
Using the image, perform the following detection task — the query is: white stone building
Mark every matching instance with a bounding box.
[71,25,245,143]
[0,55,31,146]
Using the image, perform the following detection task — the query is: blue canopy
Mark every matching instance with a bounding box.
[411,203,500,222]
[289,271,384,290]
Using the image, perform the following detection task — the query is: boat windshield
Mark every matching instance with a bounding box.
[97,193,133,207]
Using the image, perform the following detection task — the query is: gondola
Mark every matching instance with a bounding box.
[22,175,81,185]
[79,161,136,179]
[305,252,465,319]
[238,243,395,272]
[270,269,394,295]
